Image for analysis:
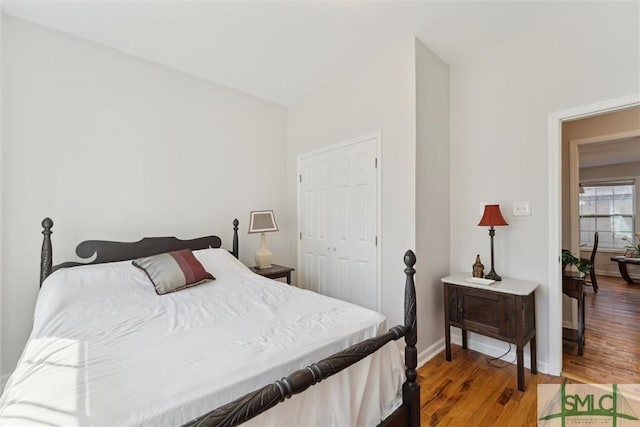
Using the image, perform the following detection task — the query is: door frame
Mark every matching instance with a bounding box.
[547,94,640,376]
[296,131,382,310]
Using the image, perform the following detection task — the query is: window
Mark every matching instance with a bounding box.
[579,181,635,249]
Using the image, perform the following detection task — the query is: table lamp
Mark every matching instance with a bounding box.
[478,204,508,281]
[248,210,279,269]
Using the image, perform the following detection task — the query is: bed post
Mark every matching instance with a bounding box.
[232,218,239,259]
[40,217,54,287]
[403,250,419,427]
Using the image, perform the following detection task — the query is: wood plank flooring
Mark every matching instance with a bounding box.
[416,274,639,425]
[562,274,640,383]
[417,347,578,426]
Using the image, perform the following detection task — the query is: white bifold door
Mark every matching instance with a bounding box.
[297,133,380,311]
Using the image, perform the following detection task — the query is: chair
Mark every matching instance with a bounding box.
[580,232,599,293]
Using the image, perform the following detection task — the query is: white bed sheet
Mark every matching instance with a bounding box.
[0,249,404,426]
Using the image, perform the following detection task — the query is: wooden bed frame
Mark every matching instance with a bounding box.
[39,217,419,427]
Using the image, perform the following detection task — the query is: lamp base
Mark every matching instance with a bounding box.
[254,232,273,270]
[485,270,502,281]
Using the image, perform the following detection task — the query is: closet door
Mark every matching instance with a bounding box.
[298,133,380,311]
[299,151,332,296]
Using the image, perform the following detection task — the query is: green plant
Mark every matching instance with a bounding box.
[561,249,591,274]
[621,232,640,254]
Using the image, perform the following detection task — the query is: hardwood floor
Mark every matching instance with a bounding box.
[417,346,578,426]
[416,274,639,426]
[562,274,640,383]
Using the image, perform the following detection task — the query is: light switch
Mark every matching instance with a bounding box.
[513,201,531,216]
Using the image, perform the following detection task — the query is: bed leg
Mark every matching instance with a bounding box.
[403,250,419,427]
[40,217,54,287]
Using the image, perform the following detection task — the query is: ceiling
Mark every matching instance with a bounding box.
[0,0,623,106]
[579,136,640,168]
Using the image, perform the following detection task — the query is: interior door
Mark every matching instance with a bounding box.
[299,150,331,296]
[298,133,380,311]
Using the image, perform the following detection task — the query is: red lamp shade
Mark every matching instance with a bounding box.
[478,204,508,227]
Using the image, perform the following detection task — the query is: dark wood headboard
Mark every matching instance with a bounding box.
[40,218,240,286]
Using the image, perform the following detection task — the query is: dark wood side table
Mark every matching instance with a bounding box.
[610,256,640,284]
[441,274,538,391]
[562,272,586,355]
[250,264,295,285]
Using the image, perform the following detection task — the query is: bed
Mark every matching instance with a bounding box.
[0,218,419,426]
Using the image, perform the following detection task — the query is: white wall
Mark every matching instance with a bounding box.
[288,38,416,336]
[1,16,288,375]
[449,1,639,372]
[287,37,450,358]
[415,40,450,355]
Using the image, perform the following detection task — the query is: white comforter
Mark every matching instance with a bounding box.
[0,249,404,426]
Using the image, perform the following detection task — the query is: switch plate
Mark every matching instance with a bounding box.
[513,201,531,216]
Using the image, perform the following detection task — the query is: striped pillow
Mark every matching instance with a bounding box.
[133,249,214,295]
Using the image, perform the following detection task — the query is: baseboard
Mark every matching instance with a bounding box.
[410,332,552,375]
[450,330,551,374]
[417,338,446,368]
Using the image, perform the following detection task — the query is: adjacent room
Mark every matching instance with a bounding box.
[0,1,638,425]
[560,108,640,384]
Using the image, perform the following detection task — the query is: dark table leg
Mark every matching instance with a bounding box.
[286,272,291,284]
[445,326,451,361]
[530,297,537,374]
[462,329,468,349]
[530,336,537,374]
[515,294,526,391]
[444,286,451,361]
[516,345,525,391]
[577,289,585,356]
[617,261,639,284]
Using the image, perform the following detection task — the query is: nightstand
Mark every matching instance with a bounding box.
[441,274,538,391]
[250,264,295,285]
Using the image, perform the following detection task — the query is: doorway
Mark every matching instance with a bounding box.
[296,132,381,311]
[548,94,640,376]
